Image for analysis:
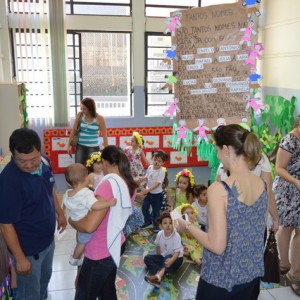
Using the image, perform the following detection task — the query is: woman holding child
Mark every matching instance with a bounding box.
[175,124,268,300]
[69,145,138,300]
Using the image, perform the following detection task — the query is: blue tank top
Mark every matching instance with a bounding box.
[78,117,99,147]
[201,181,268,291]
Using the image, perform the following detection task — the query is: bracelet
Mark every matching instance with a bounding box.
[185,221,192,230]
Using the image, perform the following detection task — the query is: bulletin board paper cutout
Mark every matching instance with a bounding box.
[163,135,173,148]
[98,137,116,149]
[170,151,188,164]
[52,137,69,151]
[43,127,207,174]
[58,154,75,168]
[143,136,160,148]
[173,1,253,129]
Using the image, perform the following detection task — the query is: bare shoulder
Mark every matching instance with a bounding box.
[208,181,227,204]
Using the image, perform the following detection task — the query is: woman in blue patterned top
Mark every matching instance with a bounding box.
[273,114,300,296]
[68,98,108,165]
[175,124,268,300]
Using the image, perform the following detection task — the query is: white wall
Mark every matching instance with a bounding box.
[260,0,300,113]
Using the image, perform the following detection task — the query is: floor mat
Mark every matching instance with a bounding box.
[117,228,286,300]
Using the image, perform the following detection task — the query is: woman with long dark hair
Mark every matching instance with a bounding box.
[68,97,108,165]
[69,145,138,300]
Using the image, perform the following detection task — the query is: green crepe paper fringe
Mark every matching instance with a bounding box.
[172,122,193,155]
[196,139,220,183]
[171,96,296,182]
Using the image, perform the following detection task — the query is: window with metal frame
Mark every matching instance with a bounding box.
[145,0,200,17]
[146,33,175,116]
[67,31,132,117]
[65,0,131,16]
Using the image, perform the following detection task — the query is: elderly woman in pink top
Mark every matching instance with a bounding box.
[69,145,138,300]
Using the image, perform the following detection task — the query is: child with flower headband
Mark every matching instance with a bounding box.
[86,151,103,190]
[124,131,150,181]
[178,203,203,267]
[174,168,195,208]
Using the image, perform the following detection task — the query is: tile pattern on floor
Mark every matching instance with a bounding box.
[49,226,297,300]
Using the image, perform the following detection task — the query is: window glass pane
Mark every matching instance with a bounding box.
[146,34,174,116]
[146,0,198,4]
[73,5,130,16]
[148,35,171,47]
[145,0,199,17]
[67,32,132,117]
[66,1,131,16]
[71,0,130,3]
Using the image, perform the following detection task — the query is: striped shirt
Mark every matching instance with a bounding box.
[78,117,99,147]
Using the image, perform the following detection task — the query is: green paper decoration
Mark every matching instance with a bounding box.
[172,122,193,155]
[170,95,296,182]
[251,95,296,156]
[19,83,29,128]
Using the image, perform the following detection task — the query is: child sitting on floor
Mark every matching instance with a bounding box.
[178,203,203,267]
[144,212,183,288]
[63,163,116,266]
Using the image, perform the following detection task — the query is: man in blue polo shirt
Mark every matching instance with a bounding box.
[0,128,67,300]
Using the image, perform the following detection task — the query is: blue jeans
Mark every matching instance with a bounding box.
[14,240,55,300]
[142,192,162,227]
[75,144,100,165]
[75,255,117,300]
[196,277,260,300]
[144,254,183,275]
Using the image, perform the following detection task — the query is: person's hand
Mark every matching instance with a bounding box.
[57,212,67,233]
[172,217,188,233]
[110,198,117,206]
[271,218,279,233]
[294,179,300,190]
[16,256,31,275]
[164,258,173,268]
[67,145,72,155]
[136,193,146,201]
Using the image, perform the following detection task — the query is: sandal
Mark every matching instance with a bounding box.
[144,275,160,288]
[284,272,300,296]
[280,265,290,275]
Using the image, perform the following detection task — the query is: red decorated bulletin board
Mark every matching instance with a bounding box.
[43,127,208,174]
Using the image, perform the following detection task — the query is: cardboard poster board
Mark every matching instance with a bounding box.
[173,1,253,129]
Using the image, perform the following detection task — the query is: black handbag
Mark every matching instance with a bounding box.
[261,231,280,283]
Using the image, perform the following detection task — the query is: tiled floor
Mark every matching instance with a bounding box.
[49,226,299,300]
